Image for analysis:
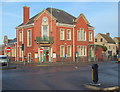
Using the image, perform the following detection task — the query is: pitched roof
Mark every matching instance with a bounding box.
[18,8,77,27]
[114,37,120,42]
[99,33,115,44]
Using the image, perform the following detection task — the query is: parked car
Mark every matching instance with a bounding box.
[0,55,8,66]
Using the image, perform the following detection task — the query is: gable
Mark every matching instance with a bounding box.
[75,13,89,24]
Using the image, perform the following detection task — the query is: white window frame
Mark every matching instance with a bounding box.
[19,31,23,42]
[89,31,93,41]
[67,29,71,40]
[41,17,49,37]
[27,29,32,47]
[67,45,72,57]
[60,45,65,57]
[78,28,86,41]
[78,45,87,56]
[60,29,65,40]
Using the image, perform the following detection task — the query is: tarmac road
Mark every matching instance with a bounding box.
[1,61,119,91]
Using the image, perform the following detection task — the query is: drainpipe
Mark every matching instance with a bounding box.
[73,19,75,62]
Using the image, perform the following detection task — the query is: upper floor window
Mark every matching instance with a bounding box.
[27,30,32,47]
[89,31,93,41]
[78,28,86,41]
[100,38,103,42]
[19,31,23,42]
[42,17,49,38]
[60,29,65,40]
[67,29,71,40]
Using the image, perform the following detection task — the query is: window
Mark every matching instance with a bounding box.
[67,29,71,40]
[19,31,23,42]
[27,30,32,47]
[95,39,97,42]
[89,32,93,41]
[67,45,72,57]
[78,28,86,41]
[60,45,65,57]
[60,29,64,40]
[78,46,87,56]
[19,47,23,58]
[100,38,103,42]
[28,53,31,62]
[42,17,49,38]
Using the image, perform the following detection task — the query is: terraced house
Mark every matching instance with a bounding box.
[15,6,95,63]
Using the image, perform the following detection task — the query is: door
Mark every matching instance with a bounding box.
[43,50,49,62]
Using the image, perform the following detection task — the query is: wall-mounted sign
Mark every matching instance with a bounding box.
[35,54,38,58]
[53,53,56,58]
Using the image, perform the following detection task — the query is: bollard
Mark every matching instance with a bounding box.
[92,64,98,84]
[118,57,120,62]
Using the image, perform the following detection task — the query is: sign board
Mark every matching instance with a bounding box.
[6,47,11,52]
[53,53,56,58]
[35,54,38,58]
[40,48,43,53]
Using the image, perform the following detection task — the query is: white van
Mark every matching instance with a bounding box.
[0,55,8,66]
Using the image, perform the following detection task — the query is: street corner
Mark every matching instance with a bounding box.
[84,84,120,91]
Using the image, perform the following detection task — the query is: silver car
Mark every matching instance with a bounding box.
[0,55,8,66]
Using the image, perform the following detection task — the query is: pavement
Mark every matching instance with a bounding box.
[1,61,119,91]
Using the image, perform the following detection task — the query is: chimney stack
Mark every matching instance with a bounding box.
[106,33,110,36]
[23,6,30,24]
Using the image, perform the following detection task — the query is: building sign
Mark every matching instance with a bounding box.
[35,54,38,58]
[53,53,56,58]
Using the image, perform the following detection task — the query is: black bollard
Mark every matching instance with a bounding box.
[92,64,98,84]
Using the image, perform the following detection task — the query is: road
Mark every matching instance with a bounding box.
[2,61,119,90]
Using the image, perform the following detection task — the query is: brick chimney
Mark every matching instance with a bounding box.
[106,33,110,36]
[23,6,30,24]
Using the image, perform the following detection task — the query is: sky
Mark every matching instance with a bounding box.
[0,2,118,44]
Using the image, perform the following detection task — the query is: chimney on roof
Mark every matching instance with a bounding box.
[23,6,30,24]
[106,33,110,36]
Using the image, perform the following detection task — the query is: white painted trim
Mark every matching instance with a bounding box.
[15,23,34,29]
[67,29,71,40]
[27,29,32,47]
[56,23,75,28]
[88,27,95,30]
[41,17,49,37]
[60,28,65,40]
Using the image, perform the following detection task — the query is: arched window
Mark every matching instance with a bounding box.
[42,17,49,39]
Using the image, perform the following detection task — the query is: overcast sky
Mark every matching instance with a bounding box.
[0,2,118,44]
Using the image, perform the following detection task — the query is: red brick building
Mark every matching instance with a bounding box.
[15,6,95,63]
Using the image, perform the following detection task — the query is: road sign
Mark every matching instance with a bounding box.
[6,47,11,52]
[40,48,43,53]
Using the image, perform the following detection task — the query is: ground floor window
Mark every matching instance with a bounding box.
[19,47,23,58]
[67,45,72,57]
[28,53,31,62]
[60,45,65,57]
[78,46,87,56]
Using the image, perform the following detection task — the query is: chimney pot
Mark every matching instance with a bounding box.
[106,33,110,36]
